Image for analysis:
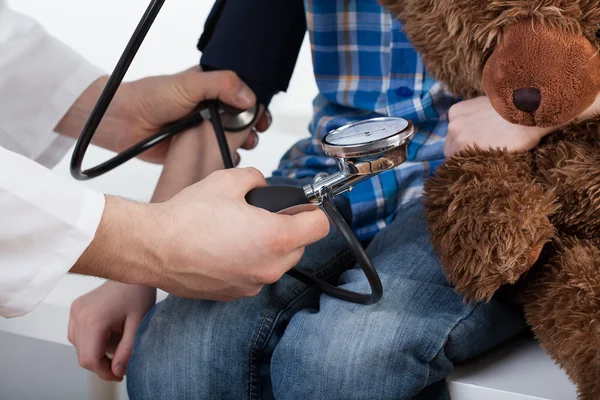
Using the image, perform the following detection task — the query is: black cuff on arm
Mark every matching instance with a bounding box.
[198,0,306,108]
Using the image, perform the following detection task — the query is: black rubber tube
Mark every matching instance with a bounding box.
[73,113,206,179]
[209,101,234,169]
[71,0,168,180]
[285,192,383,305]
[69,0,254,180]
[245,186,309,213]
[246,187,383,304]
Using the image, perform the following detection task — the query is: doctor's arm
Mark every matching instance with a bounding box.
[67,0,309,381]
[0,4,263,165]
[68,120,256,381]
[0,65,306,316]
[1,3,314,320]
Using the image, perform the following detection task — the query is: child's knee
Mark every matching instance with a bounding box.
[271,314,441,400]
[127,296,247,399]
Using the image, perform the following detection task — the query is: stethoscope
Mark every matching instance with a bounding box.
[70,0,414,305]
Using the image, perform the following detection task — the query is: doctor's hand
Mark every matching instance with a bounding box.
[55,67,271,163]
[68,282,155,381]
[70,168,330,301]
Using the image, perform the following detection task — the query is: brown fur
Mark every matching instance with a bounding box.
[379,0,600,100]
[523,237,600,398]
[378,1,600,397]
[424,147,558,301]
[483,20,600,127]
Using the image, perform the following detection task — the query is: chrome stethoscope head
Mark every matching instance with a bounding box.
[197,102,260,132]
[302,117,415,205]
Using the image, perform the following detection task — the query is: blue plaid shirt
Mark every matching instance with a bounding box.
[273,0,459,240]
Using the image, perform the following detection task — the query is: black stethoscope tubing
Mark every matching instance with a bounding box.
[71,0,167,180]
[287,192,383,305]
[69,0,383,305]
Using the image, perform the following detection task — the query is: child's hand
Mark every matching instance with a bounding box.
[69,282,156,381]
[444,96,552,157]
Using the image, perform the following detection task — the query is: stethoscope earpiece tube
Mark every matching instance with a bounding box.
[71,0,167,180]
[73,113,206,179]
[69,0,256,180]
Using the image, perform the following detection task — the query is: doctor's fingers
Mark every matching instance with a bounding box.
[176,70,256,111]
[271,209,331,251]
[240,110,270,153]
[205,167,267,197]
[76,328,121,381]
[256,247,306,285]
[241,130,259,151]
[220,109,271,154]
[254,110,272,133]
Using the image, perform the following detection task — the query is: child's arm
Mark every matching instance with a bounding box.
[444,96,552,157]
[152,121,253,202]
[152,109,267,201]
[444,95,600,157]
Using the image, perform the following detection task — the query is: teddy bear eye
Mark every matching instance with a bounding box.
[596,25,600,40]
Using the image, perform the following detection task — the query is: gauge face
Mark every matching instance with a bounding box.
[324,117,410,146]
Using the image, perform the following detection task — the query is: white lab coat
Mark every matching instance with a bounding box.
[0,1,106,318]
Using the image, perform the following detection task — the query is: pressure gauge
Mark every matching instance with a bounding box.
[322,117,414,159]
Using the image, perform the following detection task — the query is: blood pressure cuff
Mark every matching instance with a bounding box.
[197,0,306,108]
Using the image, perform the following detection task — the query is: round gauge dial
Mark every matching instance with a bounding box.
[322,117,413,158]
[325,118,409,146]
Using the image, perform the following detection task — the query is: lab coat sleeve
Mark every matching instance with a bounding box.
[0,4,105,166]
[0,3,107,318]
[0,148,105,318]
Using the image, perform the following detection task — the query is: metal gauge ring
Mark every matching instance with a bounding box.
[322,117,414,159]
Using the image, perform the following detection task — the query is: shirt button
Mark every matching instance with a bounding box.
[396,86,414,97]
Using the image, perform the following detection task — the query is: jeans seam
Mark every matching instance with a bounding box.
[247,249,355,400]
[417,302,482,396]
[258,253,355,356]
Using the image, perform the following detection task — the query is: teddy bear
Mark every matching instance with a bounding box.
[377,0,600,398]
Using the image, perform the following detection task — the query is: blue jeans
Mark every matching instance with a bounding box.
[127,180,526,400]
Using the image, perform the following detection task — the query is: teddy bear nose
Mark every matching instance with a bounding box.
[513,88,542,113]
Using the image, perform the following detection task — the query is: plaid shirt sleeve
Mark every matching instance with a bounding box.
[273,0,459,241]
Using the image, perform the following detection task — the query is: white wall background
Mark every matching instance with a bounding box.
[7,0,318,202]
